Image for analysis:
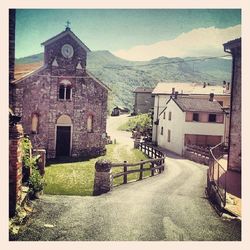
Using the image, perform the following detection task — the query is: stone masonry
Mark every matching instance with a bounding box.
[12,28,109,158]
[9,124,24,217]
[224,38,241,172]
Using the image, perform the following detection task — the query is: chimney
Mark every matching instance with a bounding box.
[172,88,175,94]
[174,91,178,99]
[209,93,214,102]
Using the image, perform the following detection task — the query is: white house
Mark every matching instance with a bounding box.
[152,82,230,144]
[157,94,226,156]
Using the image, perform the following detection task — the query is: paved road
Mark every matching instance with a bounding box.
[14,152,241,241]
[106,114,134,148]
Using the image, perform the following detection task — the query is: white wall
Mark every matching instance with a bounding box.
[152,94,171,143]
[157,99,184,155]
[157,98,225,155]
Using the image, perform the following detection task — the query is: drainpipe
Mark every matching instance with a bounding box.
[155,95,160,145]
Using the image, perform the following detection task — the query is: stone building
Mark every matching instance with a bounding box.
[133,87,154,114]
[10,27,110,159]
[224,38,241,172]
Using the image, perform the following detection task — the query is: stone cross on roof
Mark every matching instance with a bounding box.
[65,20,71,30]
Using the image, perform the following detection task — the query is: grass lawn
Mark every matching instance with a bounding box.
[44,144,150,196]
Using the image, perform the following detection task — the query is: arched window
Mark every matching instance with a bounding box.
[59,79,72,100]
[31,113,39,134]
[87,115,93,133]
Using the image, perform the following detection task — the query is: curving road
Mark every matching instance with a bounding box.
[13,115,241,241]
[14,153,240,241]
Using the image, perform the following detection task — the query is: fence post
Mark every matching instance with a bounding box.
[93,159,112,195]
[159,160,162,174]
[124,161,127,184]
[139,160,143,180]
[151,162,154,176]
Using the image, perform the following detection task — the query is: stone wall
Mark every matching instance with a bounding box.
[227,42,241,172]
[184,150,209,165]
[134,92,154,114]
[14,71,108,158]
[9,124,24,217]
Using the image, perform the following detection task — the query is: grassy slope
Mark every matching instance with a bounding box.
[44,144,150,196]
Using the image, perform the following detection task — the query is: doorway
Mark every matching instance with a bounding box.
[55,114,73,158]
[56,126,71,157]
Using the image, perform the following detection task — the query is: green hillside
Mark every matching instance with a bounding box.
[16,51,232,111]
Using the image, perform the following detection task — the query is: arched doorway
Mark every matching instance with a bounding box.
[56,115,72,157]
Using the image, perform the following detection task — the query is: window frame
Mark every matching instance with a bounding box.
[58,80,72,101]
[160,126,164,135]
[193,113,199,122]
[168,111,172,121]
[31,113,39,134]
[87,115,94,133]
[208,113,217,123]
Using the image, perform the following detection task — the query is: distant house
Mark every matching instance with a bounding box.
[111,106,129,116]
[157,94,225,156]
[152,82,230,145]
[133,87,154,114]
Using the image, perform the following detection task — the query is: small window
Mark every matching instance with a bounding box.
[168,129,171,142]
[193,113,199,122]
[66,86,71,100]
[160,126,163,135]
[163,112,166,119]
[208,114,216,122]
[31,114,39,134]
[168,111,172,121]
[59,85,65,99]
[87,115,93,132]
[59,80,72,100]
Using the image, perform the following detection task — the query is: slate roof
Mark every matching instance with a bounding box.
[152,82,230,95]
[41,28,91,52]
[172,96,224,113]
[133,87,154,93]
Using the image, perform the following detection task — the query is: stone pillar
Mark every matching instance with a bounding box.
[134,138,140,149]
[93,159,112,195]
[33,149,46,176]
[9,124,24,217]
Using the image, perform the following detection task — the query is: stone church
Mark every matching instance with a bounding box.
[10,27,110,158]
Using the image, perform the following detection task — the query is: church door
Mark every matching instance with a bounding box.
[56,126,71,157]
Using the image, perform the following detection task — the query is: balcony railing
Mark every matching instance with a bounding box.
[207,142,228,207]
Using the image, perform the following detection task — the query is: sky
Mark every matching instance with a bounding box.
[15,9,241,60]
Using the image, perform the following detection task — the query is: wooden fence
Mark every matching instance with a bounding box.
[111,142,165,185]
[111,158,165,184]
[138,142,165,159]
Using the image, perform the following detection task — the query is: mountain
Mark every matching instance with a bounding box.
[15,51,232,111]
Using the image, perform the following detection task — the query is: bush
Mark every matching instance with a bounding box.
[119,114,152,132]
[29,169,45,194]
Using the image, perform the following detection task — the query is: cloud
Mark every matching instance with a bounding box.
[113,25,241,61]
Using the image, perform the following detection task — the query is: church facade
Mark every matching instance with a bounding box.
[11,27,110,159]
